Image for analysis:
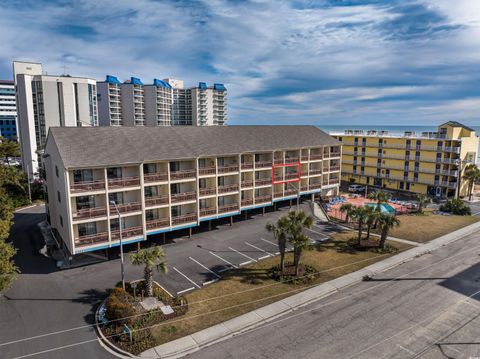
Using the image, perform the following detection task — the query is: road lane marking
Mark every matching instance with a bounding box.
[396,344,415,355]
[172,267,201,288]
[209,251,238,269]
[228,246,257,262]
[189,257,220,278]
[245,242,274,256]
[176,287,195,295]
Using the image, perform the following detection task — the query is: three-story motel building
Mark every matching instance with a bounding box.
[44,126,341,256]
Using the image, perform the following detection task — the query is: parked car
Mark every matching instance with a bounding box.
[348,184,365,193]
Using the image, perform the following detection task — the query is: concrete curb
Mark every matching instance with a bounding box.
[138,220,480,359]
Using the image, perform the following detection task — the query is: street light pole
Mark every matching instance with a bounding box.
[287,181,300,211]
[110,200,125,290]
[27,164,32,204]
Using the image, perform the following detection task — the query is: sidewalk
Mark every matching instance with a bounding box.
[139,219,480,359]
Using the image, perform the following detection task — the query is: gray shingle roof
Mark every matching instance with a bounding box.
[47,125,340,169]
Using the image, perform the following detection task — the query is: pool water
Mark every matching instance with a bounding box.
[365,203,396,214]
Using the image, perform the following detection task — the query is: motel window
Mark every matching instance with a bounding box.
[143,163,156,174]
[107,167,122,179]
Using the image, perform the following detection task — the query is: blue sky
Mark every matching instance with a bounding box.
[1,0,480,127]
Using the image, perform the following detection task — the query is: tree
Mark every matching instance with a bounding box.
[0,137,21,164]
[351,206,369,244]
[365,206,379,240]
[0,240,19,293]
[368,191,391,211]
[285,210,313,276]
[463,164,480,201]
[339,203,354,223]
[377,213,400,250]
[440,199,471,216]
[415,193,430,214]
[130,246,168,297]
[266,216,290,273]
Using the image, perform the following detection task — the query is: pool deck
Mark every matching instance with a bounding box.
[327,196,412,220]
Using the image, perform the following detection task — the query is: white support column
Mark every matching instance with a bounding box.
[196,158,200,224]
[104,167,112,245]
[167,162,172,228]
[139,163,147,241]
[64,169,75,255]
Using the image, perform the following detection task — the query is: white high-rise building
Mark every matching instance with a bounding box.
[97,75,123,126]
[120,77,145,126]
[13,61,98,176]
[0,80,17,140]
[191,82,227,126]
[144,79,173,126]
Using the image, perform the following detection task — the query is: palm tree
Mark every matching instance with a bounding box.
[463,164,480,201]
[285,210,314,276]
[339,203,354,223]
[415,193,430,213]
[266,216,290,273]
[351,206,369,244]
[130,246,168,297]
[364,206,378,240]
[377,213,400,249]
[368,191,391,211]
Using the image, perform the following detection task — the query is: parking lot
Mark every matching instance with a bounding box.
[150,203,338,296]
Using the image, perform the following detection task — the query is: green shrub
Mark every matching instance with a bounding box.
[440,199,471,216]
[105,288,135,325]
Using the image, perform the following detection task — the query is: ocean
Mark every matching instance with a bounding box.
[317,124,480,163]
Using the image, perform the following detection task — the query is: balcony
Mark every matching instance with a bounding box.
[241,198,254,206]
[241,180,254,188]
[110,202,142,214]
[71,180,105,193]
[330,152,341,157]
[218,203,239,213]
[285,173,299,180]
[200,207,217,217]
[72,207,107,220]
[255,178,271,186]
[300,185,308,191]
[284,189,297,196]
[111,226,143,240]
[218,165,239,174]
[329,165,341,171]
[218,184,239,194]
[274,191,283,198]
[199,187,216,196]
[171,191,196,203]
[241,162,253,170]
[310,183,322,189]
[255,161,272,168]
[309,169,322,175]
[285,157,299,164]
[301,155,309,162]
[310,154,323,160]
[144,172,168,183]
[146,218,169,230]
[198,167,216,176]
[145,195,169,207]
[171,213,197,225]
[108,176,140,189]
[255,195,272,203]
[274,158,283,165]
[75,232,109,247]
[444,147,461,153]
[170,169,196,180]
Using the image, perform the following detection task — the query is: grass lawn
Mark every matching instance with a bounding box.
[388,209,479,243]
[149,234,411,346]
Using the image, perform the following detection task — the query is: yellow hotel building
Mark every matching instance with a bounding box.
[333,122,479,198]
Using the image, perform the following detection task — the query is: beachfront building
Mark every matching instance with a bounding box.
[13,61,98,176]
[0,80,17,140]
[333,122,479,198]
[44,126,341,255]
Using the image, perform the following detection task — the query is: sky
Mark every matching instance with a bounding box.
[1,0,480,127]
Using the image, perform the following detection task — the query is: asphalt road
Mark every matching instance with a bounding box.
[189,229,480,359]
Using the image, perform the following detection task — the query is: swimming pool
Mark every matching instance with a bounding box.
[365,203,396,214]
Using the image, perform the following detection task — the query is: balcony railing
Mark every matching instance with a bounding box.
[274,192,283,198]
[309,183,322,189]
[218,184,239,194]
[255,195,272,203]
[75,232,109,247]
[145,195,169,207]
[310,154,323,160]
[111,226,143,240]
[329,165,341,171]
[241,162,253,170]
[218,203,239,213]
[198,167,216,176]
[108,176,141,188]
[199,187,216,196]
[241,180,253,188]
[241,198,254,206]
[72,207,107,220]
[255,178,271,186]
[285,173,299,180]
[146,218,170,230]
[309,169,322,175]
[171,191,196,203]
[170,169,196,180]
[284,189,298,196]
[274,158,284,165]
[110,202,142,214]
[301,155,309,162]
[300,185,308,191]
[71,180,105,193]
[200,207,217,217]
[255,161,272,168]
[285,157,299,164]
[218,165,239,174]
[144,172,168,183]
[330,152,341,157]
[171,213,197,225]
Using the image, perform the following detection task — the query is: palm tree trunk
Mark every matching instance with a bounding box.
[295,249,301,276]
[469,181,474,201]
[366,224,371,240]
[279,239,286,273]
[357,221,363,244]
[145,266,153,297]
[379,227,388,249]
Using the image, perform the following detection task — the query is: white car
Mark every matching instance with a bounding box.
[348,184,365,193]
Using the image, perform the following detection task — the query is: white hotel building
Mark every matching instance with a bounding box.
[44,126,341,256]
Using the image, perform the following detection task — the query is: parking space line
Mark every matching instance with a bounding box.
[177,287,195,295]
[258,255,270,260]
[260,238,278,247]
[228,246,257,262]
[209,251,238,269]
[154,281,173,298]
[245,242,275,256]
[239,260,253,266]
[202,279,219,286]
[172,267,201,288]
[189,257,220,278]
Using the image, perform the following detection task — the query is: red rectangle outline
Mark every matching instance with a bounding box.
[272,162,302,185]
